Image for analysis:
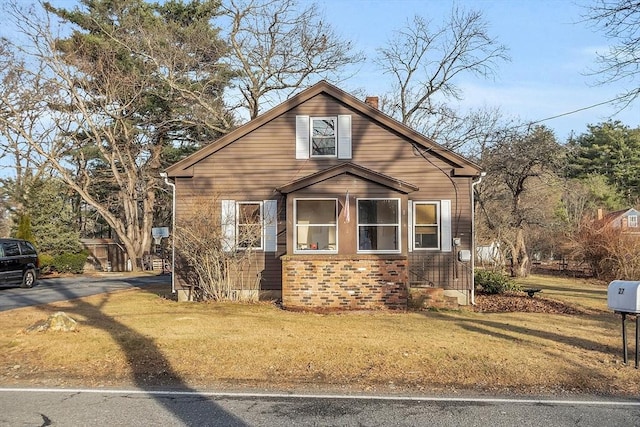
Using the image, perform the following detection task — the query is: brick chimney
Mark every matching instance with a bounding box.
[365,96,379,109]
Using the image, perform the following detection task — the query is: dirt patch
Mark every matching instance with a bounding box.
[473,292,590,315]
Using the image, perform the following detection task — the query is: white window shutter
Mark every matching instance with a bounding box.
[337,115,352,159]
[296,115,310,159]
[441,200,452,252]
[221,200,236,252]
[408,200,413,252]
[263,199,278,252]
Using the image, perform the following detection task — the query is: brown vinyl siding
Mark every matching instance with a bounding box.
[172,90,476,295]
[285,175,409,256]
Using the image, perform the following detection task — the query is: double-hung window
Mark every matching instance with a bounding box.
[413,202,439,249]
[222,199,277,252]
[295,199,338,252]
[296,115,351,159]
[409,200,451,252]
[311,117,337,157]
[357,199,400,253]
[237,202,263,249]
[628,215,638,228]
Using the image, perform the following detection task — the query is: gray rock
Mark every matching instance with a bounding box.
[26,311,78,332]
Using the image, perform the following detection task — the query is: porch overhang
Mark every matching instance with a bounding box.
[276,162,419,194]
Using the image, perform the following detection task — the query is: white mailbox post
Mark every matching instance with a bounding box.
[607,280,640,368]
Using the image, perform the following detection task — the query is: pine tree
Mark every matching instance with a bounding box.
[568,121,640,204]
[15,213,34,243]
[2,0,234,269]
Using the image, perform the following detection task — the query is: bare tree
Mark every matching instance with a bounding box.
[585,0,640,106]
[425,105,509,154]
[574,218,640,280]
[0,39,51,217]
[174,194,267,301]
[0,1,233,269]
[374,8,509,146]
[559,175,625,232]
[475,126,564,277]
[221,0,364,119]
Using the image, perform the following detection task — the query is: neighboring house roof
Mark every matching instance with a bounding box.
[276,162,420,194]
[597,208,640,230]
[166,80,482,178]
[601,208,638,223]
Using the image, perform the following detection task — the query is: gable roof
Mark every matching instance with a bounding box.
[601,208,640,225]
[276,162,419,194]
[166,80,482,178]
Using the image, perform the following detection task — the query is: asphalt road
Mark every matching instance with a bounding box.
[0,273,171,312]
[2,274,639,425]
[0,388,638,426]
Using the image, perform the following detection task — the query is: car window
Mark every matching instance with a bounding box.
[19,241,37,255]
[2,242,21,257]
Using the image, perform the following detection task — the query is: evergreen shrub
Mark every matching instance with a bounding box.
[38,253,55,274]
[474,269,521,294]
[51,251,89,274]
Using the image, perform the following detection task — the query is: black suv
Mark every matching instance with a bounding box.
[0,239,40,288]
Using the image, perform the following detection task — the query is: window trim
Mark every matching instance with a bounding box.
[356,198,401,254]
[236,201,263,250]
[412,201,441,251]
[310,116,338,158]
[294,198,339,254]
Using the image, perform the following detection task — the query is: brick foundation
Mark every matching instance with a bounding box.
[281,255,408,310]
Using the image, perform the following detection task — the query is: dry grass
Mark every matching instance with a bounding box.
[516,275,610,311]
[0,274,638,397]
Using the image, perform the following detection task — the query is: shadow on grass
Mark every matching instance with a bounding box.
[533,284,607,296]
[445,314,633,394]
[432,311,618,356]
[26,274,248,426]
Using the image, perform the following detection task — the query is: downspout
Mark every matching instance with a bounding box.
[160,172,176,294]
[470,171,487,305]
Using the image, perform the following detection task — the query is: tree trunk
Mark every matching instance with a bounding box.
[510,227,530,277]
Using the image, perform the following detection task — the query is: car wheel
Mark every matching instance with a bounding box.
[21,269,36,288]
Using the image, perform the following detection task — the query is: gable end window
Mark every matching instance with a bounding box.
[296,115,352,160]
[311,117,336,157]
[628,215,638,228]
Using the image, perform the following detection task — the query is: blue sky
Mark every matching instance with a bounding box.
[312,0,640,141]
[5,0,639,142]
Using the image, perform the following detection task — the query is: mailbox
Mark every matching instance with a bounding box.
[608,280,640,313]
[608,280,640,368]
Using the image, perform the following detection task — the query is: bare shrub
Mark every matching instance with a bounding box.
[174,195,263,301]
[573,220,640,280]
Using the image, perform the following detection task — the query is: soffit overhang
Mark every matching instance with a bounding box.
[276,162,419,194]
[165,80,482,179]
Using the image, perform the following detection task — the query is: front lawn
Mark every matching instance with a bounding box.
[0,274,637,397]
